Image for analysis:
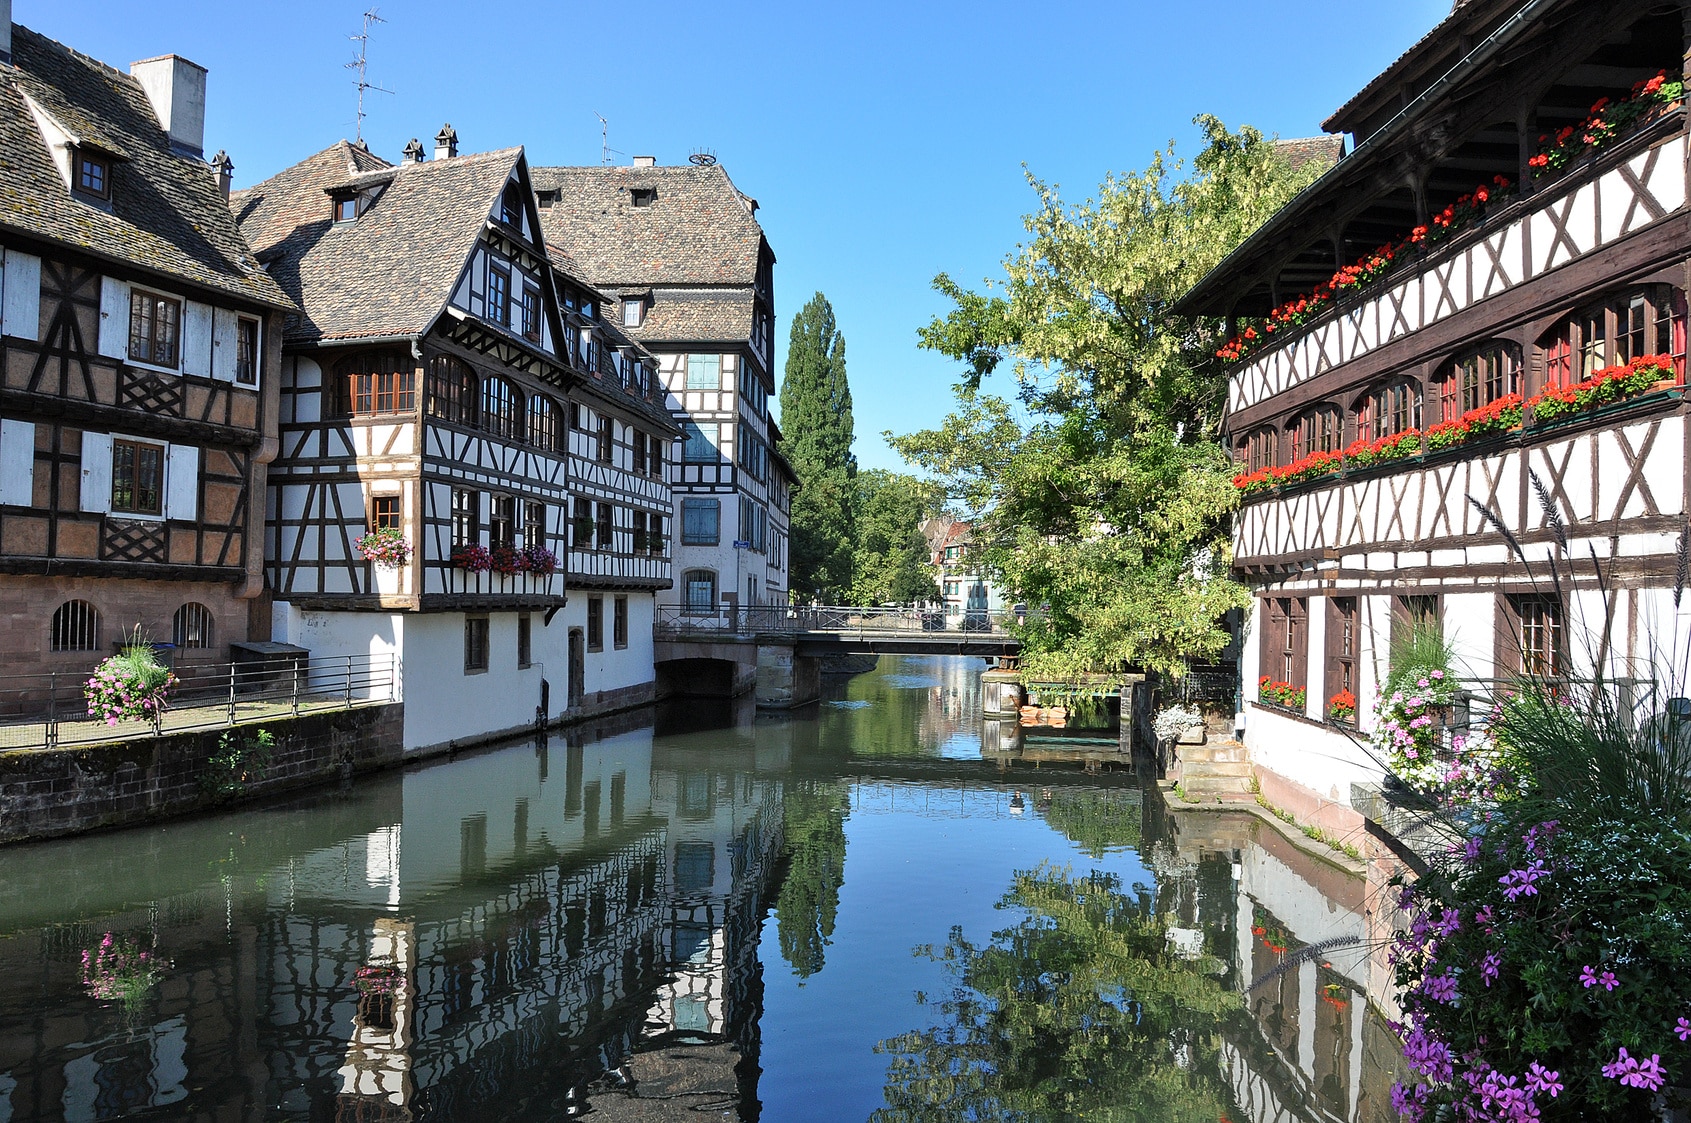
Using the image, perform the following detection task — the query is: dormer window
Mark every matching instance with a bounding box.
[536,189,560,209]
[622,298,644,328]
[500,182,524,228]
[73,148,110,200]
[630,187,656,207]
[332,193,359,223]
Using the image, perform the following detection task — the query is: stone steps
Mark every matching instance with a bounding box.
[1174,737,1256,796]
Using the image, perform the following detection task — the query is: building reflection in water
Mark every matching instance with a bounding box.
[0,657,1404,1122]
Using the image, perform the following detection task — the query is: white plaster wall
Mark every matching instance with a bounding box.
[1245,705,1384,807]
[561,591,656,696]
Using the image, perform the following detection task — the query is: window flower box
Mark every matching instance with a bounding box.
[1258,676,1306,711]
[356,527,411,569]
[451,545,492,572]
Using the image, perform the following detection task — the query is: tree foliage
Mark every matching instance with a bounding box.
[781,292,858,600]
[890,117,1326,677]
[850,470,946,607]
[872,864,1240,1122]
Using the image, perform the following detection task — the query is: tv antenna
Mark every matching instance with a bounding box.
[346,8,394,144]
[594,112,615,166]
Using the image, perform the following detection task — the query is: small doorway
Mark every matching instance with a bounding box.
[568,628,585,709]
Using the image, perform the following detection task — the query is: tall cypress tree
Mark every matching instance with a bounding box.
[780,292,857,600]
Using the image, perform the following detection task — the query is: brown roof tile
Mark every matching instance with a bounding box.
[0,26,289,309]
[235,144,521,343]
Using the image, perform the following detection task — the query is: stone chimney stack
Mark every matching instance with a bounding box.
[129,54,207,158]
[402,137,424,163]
[0,0,13,65]
[434,123,457,160]
[632,155,656,167]
[209,150,233,199]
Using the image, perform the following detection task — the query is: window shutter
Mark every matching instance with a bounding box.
[166,445,199,520]
[97,276,130,358]
[0,419,34,506]
[79,431,112,513]
[2,250,40,342]
[183,301,214,377]
[211,308,239,381]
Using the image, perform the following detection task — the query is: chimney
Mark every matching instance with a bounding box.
[129,54,207,158]
[434,123,457,160]
[209,149,233,199]
[402,137,424,163]
[632,155,656,168]
[0,0,13,65]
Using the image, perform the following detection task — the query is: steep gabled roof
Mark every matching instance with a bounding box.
[235,143,522,343]
[632,290,755,345]
[530,164,766,288]
[0,25,288,308]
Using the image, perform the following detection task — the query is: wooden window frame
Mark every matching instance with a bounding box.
[332,194,359,223]
[372,495,401,531]
[1259,596,1308,699]
[488,493,516,551]
[73,148,111,200]
[685,353,721,390]
[597,415,614,464]
[613,596,628,649]
[500,182,524,229]
[235,317,260,385]
[128,289,181,369]
[1500,593,1565,679]
[111,438,164,515]
[520,284,541,343]
[425,356,479,426]
[517,612,532,669]
[586,596,604,652]
[523,500,545,548]
[572,498,593,549]
[1540,285,1688,390]
[1288,406,1342,461]
[682,422,718,463]
[631,510,648,554]
[488,264,512,327]
[681,498,719,545]
[596,502,614,552]
[481,376,522,441]
[464,616,490,674]
[336,353,416,418]
[1360,380,1421,441]
[1324,597,1358,723]
[528,395,559,451]
[1438,344,1519,420]
[450,488,478,548]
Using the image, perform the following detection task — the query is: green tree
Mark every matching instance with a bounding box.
[781,293,857,600]
[849,470,945,606]
[872,865,1240,1122]
[774,779,850,979]
[890,117,1327,678]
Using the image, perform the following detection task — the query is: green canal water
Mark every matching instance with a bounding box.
[0,655,1402,1121]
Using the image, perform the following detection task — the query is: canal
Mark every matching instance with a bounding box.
[0,655,1403,1121]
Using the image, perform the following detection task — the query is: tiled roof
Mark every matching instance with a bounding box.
[234,144,520,343]
[632,290,755,345]
[578,313,681,434]
[0,26,289,308]
[530,164,765,287]
[1273,136,1345,174]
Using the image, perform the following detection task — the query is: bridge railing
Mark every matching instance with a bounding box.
[655,604,1011,639]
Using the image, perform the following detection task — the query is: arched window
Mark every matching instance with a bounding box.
[424,355,478,426]
[1288,405,1342,460]
[50,600,99,652]
[1437,343,1520,420]
[1541,285,1687,387]
[528,395,560,451]
[172,603,213,649]
[1236,427,1279,473]
[480,376,522,440]
[1359,380,1421,441]
[682,570,718,615]
[332,351,415,418]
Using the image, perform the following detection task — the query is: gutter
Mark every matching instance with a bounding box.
[1177,0,1554,316]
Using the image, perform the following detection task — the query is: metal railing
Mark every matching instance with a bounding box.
[655,603,1012,639]
[0,652,399,751]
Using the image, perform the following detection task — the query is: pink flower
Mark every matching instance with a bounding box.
[1580,964,1598,988]
[1676,1016,1690,1042]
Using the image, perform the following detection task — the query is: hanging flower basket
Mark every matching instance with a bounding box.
[356,527,412,569]
[490,546,524,575]
[85,631,178,726]
[521,545,558,575]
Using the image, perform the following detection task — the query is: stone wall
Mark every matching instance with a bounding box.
[0,704,403,845]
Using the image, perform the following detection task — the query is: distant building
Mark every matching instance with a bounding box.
[235,130,674,751]
[920,516,1006,626]
[532,159,795,617]
[0,17,292,683]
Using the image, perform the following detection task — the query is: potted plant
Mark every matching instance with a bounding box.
[489,546,524,575]
[84,628,178,726]
[1328,690,1358,723]
[451,544,492,572]
[521,544,558,574]
[356,526,412,569]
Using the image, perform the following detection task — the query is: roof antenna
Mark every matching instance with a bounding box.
[347,8,394,145]
[594,111,612,166]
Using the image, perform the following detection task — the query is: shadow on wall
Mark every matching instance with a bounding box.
[656,658,739,699]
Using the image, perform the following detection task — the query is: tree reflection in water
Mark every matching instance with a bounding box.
[872,863,1240,1123]
[774,779,851,979]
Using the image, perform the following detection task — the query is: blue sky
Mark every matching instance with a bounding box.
[35,0,1448,471]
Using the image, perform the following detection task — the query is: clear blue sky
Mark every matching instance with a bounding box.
[34,0,1447,471]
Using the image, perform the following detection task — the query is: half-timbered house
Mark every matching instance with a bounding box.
[532,158,797,618]
[1179,0,1691,817]
[548,259,678,713]
[0,16,292,683]
[234,133,590,752]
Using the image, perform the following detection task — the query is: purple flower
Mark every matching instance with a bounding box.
[1676,1016,1690,1042]
[1525,1062,1562,1098]
[1598,970,1618,992]
[1419,972,1458,1004]
[1602,1047,1665,1091]
[1480,952,1501,986]
[1580,964,1598,988]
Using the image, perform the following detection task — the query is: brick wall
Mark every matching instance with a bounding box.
[0,704,402,844]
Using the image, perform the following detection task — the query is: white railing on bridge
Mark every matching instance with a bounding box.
[654,604,1011,640]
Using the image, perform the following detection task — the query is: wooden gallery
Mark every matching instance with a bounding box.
[1180,0,1691,815]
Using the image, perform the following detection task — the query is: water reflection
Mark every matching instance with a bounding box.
[0,657,1399,1121]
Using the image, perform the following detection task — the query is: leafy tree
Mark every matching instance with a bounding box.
[872,864,1240,1122]
[781,293,857,600]
[890,117,1327,678]
[774,779,850,978]
[850,470,945,606]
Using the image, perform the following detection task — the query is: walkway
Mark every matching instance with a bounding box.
[654,604,1022,658]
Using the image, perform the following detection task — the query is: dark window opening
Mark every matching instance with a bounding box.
[586,597,603,651]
